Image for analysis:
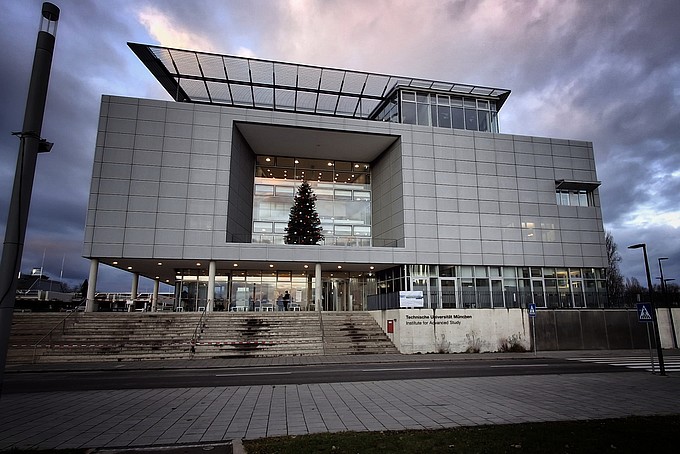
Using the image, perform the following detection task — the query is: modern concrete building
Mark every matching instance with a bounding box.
[83,43,607,314]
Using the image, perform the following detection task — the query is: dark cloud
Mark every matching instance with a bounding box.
[1,0,678,291]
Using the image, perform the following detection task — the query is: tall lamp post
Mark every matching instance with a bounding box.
[0,2,60,395]
[628,244,665,375]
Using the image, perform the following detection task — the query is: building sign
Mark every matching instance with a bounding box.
[528,303,537,317]
[399,291,424,308]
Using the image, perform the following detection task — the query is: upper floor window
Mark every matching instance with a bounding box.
[381,90,499,133]
[556,189,593,207]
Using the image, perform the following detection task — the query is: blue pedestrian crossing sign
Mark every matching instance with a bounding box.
[636,303,654,323]
[528,303,537,317]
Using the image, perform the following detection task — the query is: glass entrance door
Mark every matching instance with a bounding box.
[322,279,348,311]
[440,279,457,308]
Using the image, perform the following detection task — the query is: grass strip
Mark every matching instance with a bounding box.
[243,414,680,453]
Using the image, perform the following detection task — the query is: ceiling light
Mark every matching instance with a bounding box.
[295,159,299,164]
[157,262,162,266]
[369,266,375,270]
[269,264,274,268]
[265,157,271,162]
[354,164,359,168]
[304,264,309,269]
[112,261,118,265]
[337,265,342,269]
[233,263,238,267]
[196,262,201,266]
[127,266,133,270]
[327,162,333,167]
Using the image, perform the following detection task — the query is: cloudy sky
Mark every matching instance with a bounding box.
[1,0,679,292]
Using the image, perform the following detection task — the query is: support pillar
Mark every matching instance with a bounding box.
[85,259,98,312]
[152,279,160,312]
[315,263,322,312]
[207,260,216,312]
[130,272,139,311]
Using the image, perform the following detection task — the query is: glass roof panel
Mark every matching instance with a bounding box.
[317,93,338,114]
[298,66,322,90]
[337,96,360,116]
[250,60,274,85]
[171,49,202,77]
[198,54,226,79]
[364,74,390,97]
[206,81,232,104]
[180,79,209,102]
[273,62,297,87]
[253,86,273,108]
[296,91,317,112]
[224,56,250,82]
[341,72,368,94]
[274,88,296,110]
[129,43,511,117]
[231,84,253,106]
[320,69,344,92]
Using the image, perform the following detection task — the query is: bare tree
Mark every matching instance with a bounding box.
[606,231,625,306]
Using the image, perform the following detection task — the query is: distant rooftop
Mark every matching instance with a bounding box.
[129,43,511,119]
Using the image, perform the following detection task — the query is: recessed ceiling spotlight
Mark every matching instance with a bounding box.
[112,261,118,265]
[157,262,162,266]
[369,266,375,270]
[354,164,359,168]
[196,262,201,266]
[233,263,238,267]
[295,159,299,164]
[265,157,271,162]
[337,265,342,269]
[127,266,133,270]
[304,264,309,269]
[327,162,333,166]
[269,264,274,268]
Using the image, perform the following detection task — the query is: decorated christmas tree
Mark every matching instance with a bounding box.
[284,181,324,245]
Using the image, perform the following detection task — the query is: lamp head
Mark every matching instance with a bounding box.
[628,243,645,250]
[659,257,669,261]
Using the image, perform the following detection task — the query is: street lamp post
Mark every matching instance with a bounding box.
[658,257,669,296]
[628,244,665,375]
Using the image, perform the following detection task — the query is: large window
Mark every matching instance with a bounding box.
[374,89,499,133]
[253,156,372,246]
[556,189,593,207]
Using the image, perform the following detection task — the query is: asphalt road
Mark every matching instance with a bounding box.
[3,357,633,393]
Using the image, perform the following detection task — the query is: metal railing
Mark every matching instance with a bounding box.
[189,308,208,356]
[31,299,86,363]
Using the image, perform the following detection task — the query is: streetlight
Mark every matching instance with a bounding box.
[628,244,665,375]
[658,257,669,294]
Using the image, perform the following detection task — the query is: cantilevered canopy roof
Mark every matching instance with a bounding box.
[129,42,511,119]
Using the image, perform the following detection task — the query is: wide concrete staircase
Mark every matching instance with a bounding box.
[7,311,397,363]
[321,312,399,355]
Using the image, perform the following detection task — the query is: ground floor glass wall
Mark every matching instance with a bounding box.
[374,265,608,309]
[174,270,377,312]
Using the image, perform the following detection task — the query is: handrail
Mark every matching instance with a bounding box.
[189,308,208,357]
[32,299,86,364]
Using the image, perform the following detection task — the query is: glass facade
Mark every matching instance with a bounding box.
[174,269,377,312]
[253,156,372,246]
[373,89,499,133]
[556,189,594,207]
[373,265,608,309]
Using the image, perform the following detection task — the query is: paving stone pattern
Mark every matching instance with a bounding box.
[1,372,679,450]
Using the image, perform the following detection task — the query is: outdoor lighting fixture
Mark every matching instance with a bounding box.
[628,243,666,375]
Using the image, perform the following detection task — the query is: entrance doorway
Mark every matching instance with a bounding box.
[322,279,348,311]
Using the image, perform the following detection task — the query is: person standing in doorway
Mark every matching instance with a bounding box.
[283,290,290,311]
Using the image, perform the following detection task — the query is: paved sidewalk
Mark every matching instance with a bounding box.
[1,351,679,451]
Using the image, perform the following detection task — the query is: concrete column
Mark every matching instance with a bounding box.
[315,263,322,312]
[152,278,160,312]
[85,259,98,312]
[207,260,216,312]
[130,272,139,311]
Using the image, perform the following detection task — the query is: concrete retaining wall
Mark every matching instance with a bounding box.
[369,308,680,353]
[369,309,530,354]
